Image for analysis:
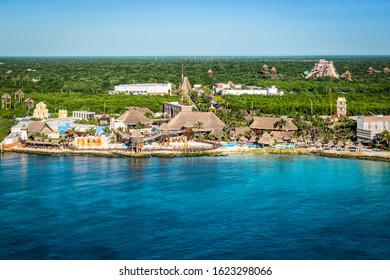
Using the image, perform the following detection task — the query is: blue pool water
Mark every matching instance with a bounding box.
[0,153,389,260]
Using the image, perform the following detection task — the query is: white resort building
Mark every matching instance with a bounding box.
[72,111,96,120]
[221,86,283,96]
[357,115,390,142]
[111,83,172,95]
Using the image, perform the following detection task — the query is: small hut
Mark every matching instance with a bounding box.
[342,70,352,81]
[1,93,11,109]
[14,89,24,103]
[130,130,144,153]
[257,131,274,147]
[24,98,34,109]
[384,67,390,74]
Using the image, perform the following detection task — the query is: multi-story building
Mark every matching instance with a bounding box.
[337,97,347,118]
[357,115,390,142]
[33,102,49,119]
[111,83,172,95]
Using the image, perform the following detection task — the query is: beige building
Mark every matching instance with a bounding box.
[357,115,390,142]
[58,109,68,119]
[33,102,49,119]
[336,97,347,118]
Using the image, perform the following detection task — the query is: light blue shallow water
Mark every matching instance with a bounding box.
[0,153,389,260]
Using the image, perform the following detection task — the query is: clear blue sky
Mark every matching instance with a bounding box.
[0,0,389,56]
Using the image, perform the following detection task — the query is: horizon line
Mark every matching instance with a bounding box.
[1,54,390,59]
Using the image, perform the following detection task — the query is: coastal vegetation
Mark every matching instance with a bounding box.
[0,119,17,142]
[0,56,389,118]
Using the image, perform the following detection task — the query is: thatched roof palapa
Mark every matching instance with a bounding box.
[126,107,153,115]
[233,127,251,137]
[118,108,152,126]
[250,117,298,131]
[258,132,274,146]
[27,121,54,135]
[166,112,225,132]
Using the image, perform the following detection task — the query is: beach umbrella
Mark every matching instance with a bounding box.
[290,138,297,143]
[258,132,275,146]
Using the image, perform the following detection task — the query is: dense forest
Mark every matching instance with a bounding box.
[0,56,390,119]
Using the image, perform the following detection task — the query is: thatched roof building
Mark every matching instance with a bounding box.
[24,98,34,108]
[258,132,274,146]
[232,127,251,137]
[117,108,152,127]
[27,121,54,136]
[250,117,298,134]
[166,111,225,133]
[126,107,153,115]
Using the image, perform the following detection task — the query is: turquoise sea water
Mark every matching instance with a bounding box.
[0,153,389,260]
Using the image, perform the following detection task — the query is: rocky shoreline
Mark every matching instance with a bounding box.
[3,146,390,162]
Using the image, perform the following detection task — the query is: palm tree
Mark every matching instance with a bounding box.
[87,127,96,136]
[68,126,77,141]
[275,118,288,131]
[378,130,390,147]
[103,126,111,135]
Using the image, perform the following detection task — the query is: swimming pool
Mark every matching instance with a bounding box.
[271,144,296,149]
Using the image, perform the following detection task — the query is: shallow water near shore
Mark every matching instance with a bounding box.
[0,153,389,260]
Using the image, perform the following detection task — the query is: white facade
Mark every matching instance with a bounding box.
[357,115,390,142]
[221,86,282,96]
[112,83,172,95]
[72,111,96,120]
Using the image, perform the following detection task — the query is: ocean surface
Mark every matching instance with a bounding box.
[0,153,389,260]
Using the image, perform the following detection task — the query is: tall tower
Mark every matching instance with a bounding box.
[262,64,269,78]
[337,97,347,118]
[207,68,213,77]
[343,71,352,81]
[271,67,277,79]
[181,66,184,82]
[1,93,11,109]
